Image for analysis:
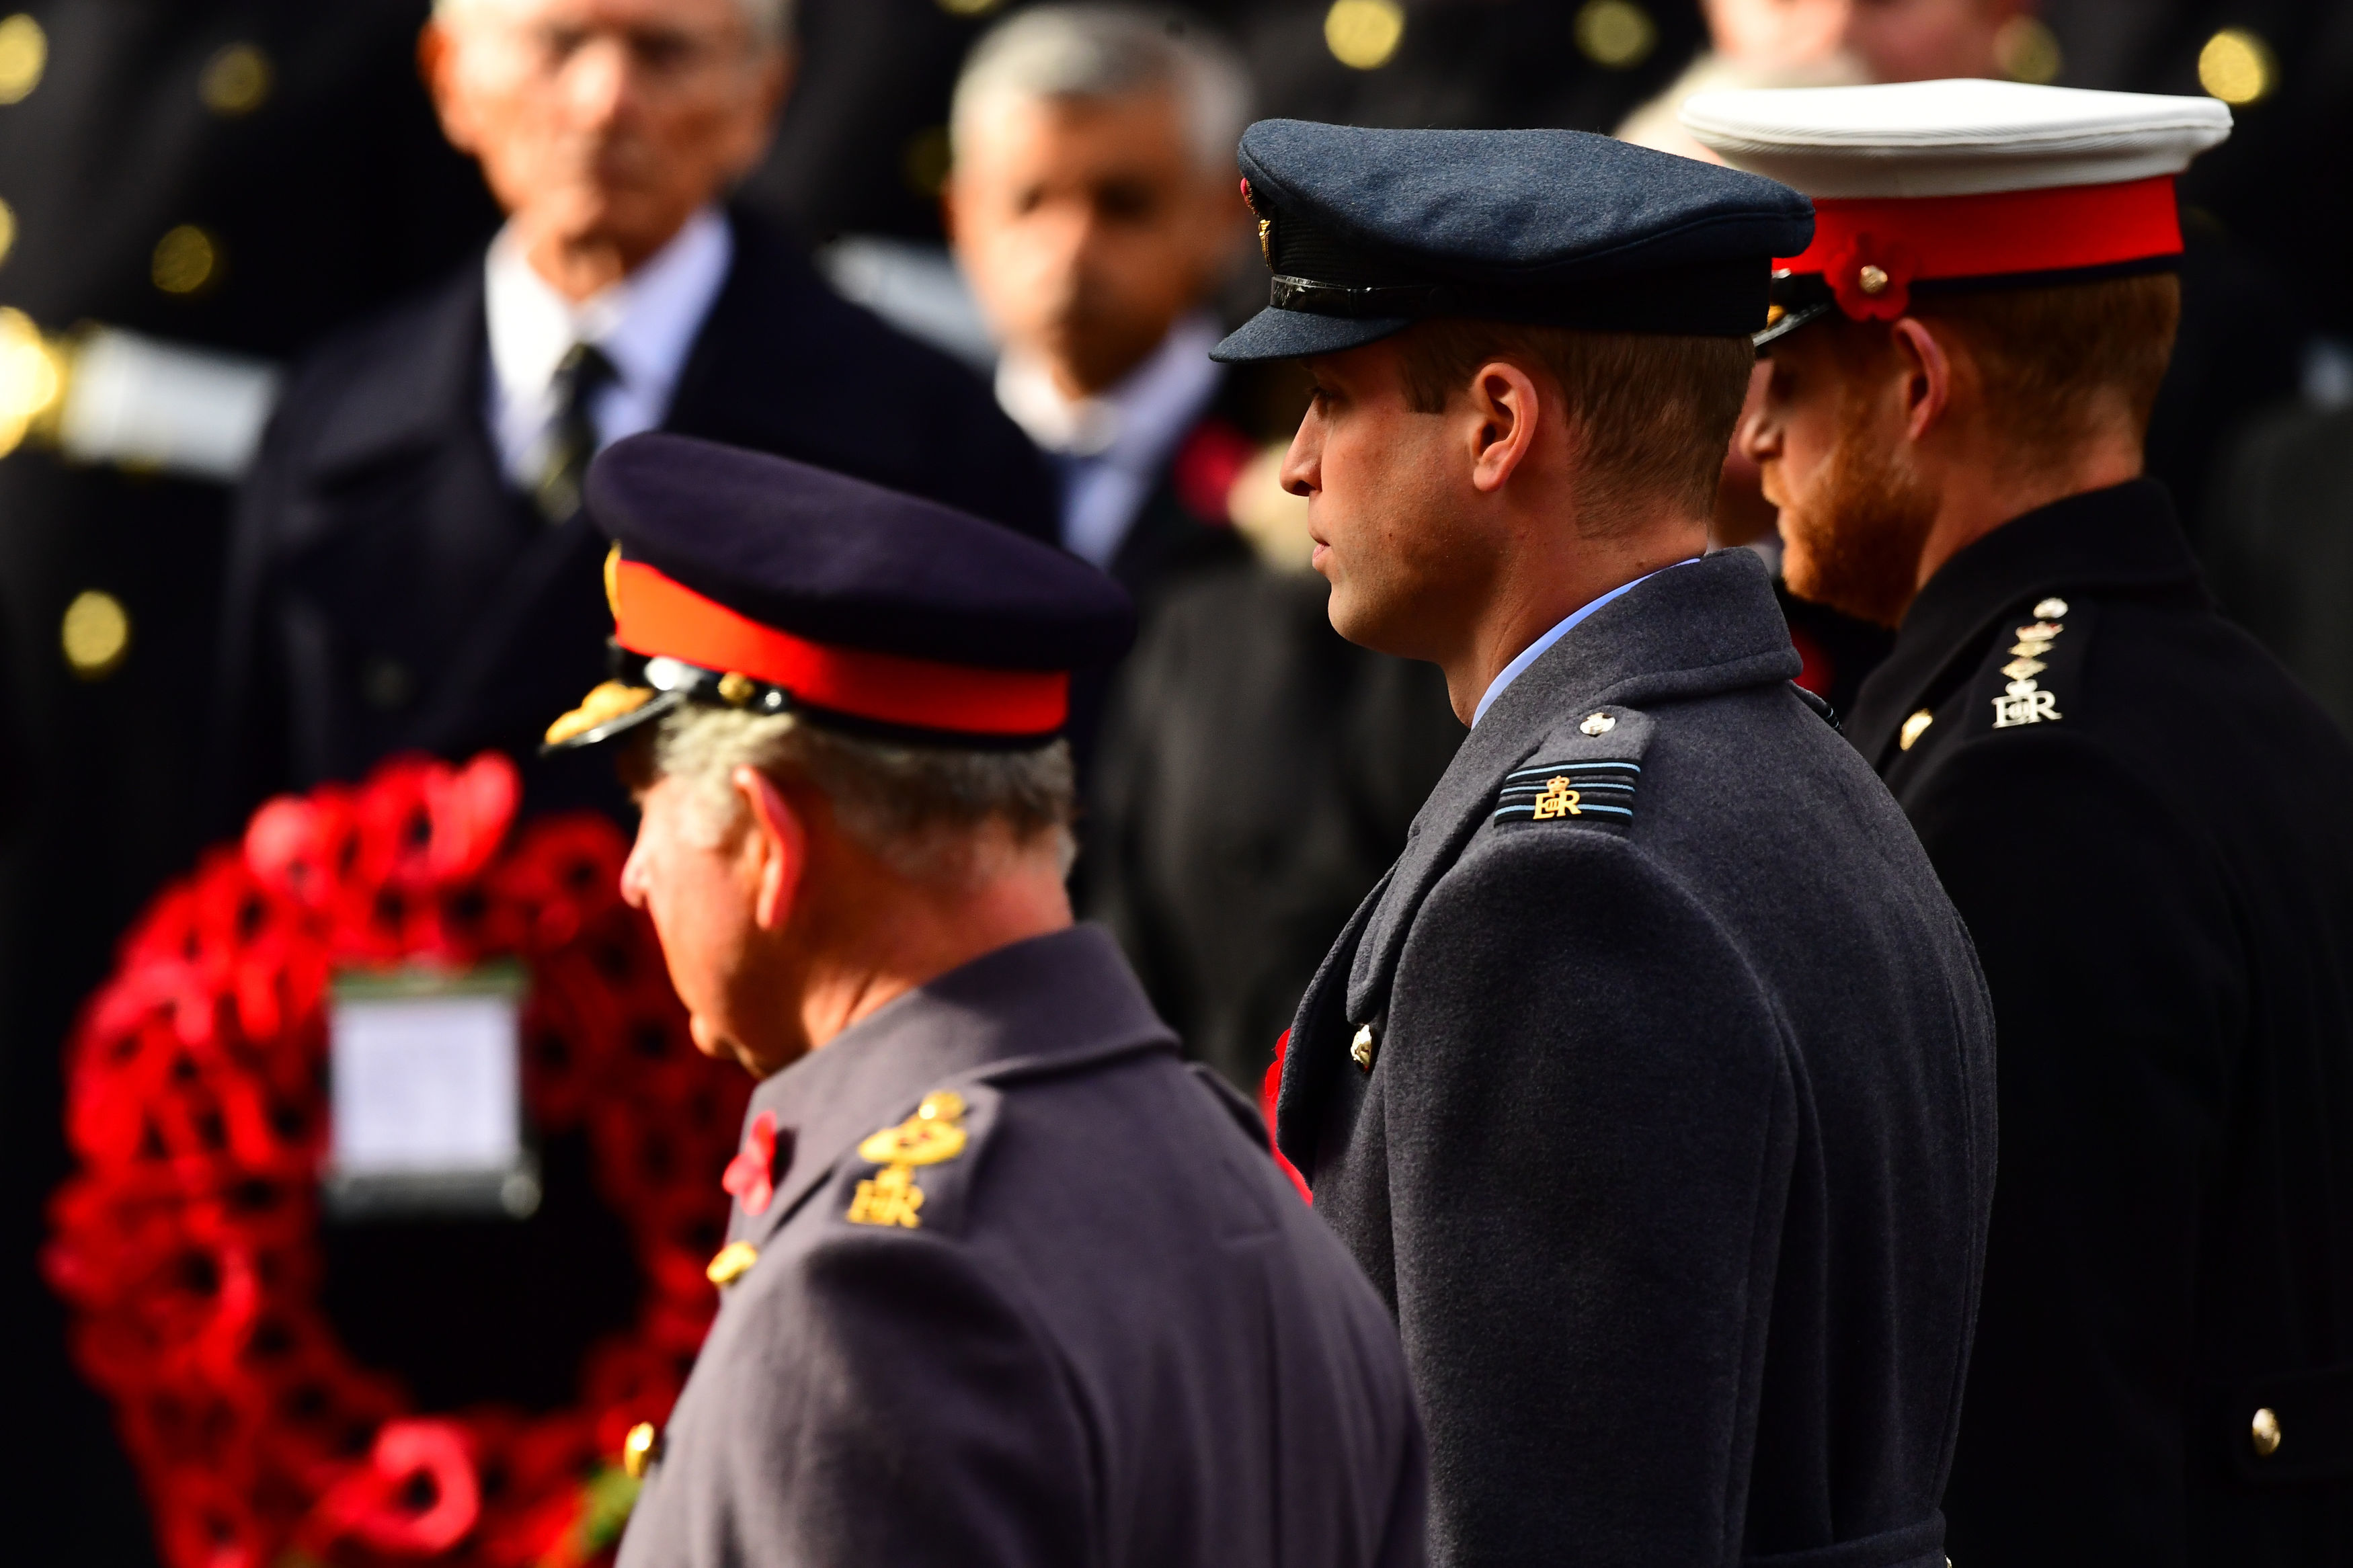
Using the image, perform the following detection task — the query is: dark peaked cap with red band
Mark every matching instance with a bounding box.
[543,434,1133,753]
[1211,120,1815,364]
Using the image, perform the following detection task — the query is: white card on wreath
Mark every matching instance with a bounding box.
[325,964,536,1218]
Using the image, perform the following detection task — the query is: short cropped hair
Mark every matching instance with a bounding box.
[1912,272,2181,468]
[644,707,1077,880]
[951,5,1252,177]
[1395,321,1757,534]
[433,0,793,44]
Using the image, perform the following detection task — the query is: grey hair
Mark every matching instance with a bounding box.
[432,0,793,44]
[951,5,1252,177]
[653,706,1078,881]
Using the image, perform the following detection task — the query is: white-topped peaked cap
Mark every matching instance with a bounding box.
[1677,81,2231,341]
[1679,79,2231,200]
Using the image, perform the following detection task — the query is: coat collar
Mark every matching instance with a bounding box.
[1343,546,1802,1026]
[727,924,1176,1245]
[1845,478,2206,765]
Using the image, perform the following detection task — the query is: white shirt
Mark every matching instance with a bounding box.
[994,313,1225,569]
[481,206,735,490]
[1471,559,1700,728]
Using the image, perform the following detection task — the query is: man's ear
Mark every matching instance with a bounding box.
[1466,359,1544,495]
[734,765,807,932]
[1889,317,1953,444]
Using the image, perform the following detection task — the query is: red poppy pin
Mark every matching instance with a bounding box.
[1825,233,1920,321]
[723,1110,781,1216]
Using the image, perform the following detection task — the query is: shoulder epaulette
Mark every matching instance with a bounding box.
[826,1084,1001,1239]
[1490,705,1654,837]
[1970,594,2096,737]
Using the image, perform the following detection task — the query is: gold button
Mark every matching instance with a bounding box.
[705,1241,760,1288]
[0,13,45,104]
[2251,1405,2282,1457]
[1858,265,1890,296]
[1325,0,1404,70]
[623,1420,661,1479]
[715,671,756,706]
[2033,597,2069,620]
[1349,1024,1376,1071]
[152,224,221,295]
[199,42,272,117]
[62,589,130,678]
[1900,709,1935,751]
[1580,711,1616,737]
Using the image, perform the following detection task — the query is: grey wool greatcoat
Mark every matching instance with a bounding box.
[619,925,1428,1568]
[1275,549,1999,1568]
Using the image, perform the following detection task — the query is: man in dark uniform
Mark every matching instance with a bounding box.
[208,0,1055,833]
[1227,121,1998,1565]
[1707,78,2353,1563]
[536,431,1427,1567]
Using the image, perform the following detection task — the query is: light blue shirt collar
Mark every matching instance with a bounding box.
[1470,559,1699,727]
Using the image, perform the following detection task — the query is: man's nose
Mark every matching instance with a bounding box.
[618,838,651,909]
[562,36,635,126]
[1279,423,1318,498]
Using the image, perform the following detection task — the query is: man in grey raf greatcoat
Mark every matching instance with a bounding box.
[1218,121,1999,1567]
[541,431,1427,1568]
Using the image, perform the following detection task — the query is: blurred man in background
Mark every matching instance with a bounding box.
[945,5,1460,1091]
[945,5,1254,630]
[210,0,1054,835]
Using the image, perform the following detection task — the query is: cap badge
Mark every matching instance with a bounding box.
[1827,233,1917,321]
[847,1090,967,1229]
[544,680,653,749]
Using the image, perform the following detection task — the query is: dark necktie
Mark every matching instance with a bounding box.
[534,341,618,524]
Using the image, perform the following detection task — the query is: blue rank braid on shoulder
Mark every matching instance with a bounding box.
[1213,120,1815,363]
[1491,759,1640,833]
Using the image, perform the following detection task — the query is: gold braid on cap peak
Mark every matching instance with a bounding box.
[545,680,653,747]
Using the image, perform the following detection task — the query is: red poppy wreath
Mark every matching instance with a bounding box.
[44,751,749,1568]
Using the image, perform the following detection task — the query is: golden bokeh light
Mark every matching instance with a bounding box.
[200,42,272,117]
[1574,1,1656,71]
[152,224,220,295]
[61,589,131,680]
[1995,16,2062,85]
[1325,0,1405,71]
[0,306,65,458]
[0,13,46,105]
[2198,28,2274,106]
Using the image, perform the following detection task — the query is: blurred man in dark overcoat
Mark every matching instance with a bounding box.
[208,0,1055,833]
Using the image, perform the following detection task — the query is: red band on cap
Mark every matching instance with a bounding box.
[612,559,1069,737]
[1782,175,2182,320]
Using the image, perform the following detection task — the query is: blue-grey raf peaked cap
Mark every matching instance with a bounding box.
[1212,120,1816,362]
